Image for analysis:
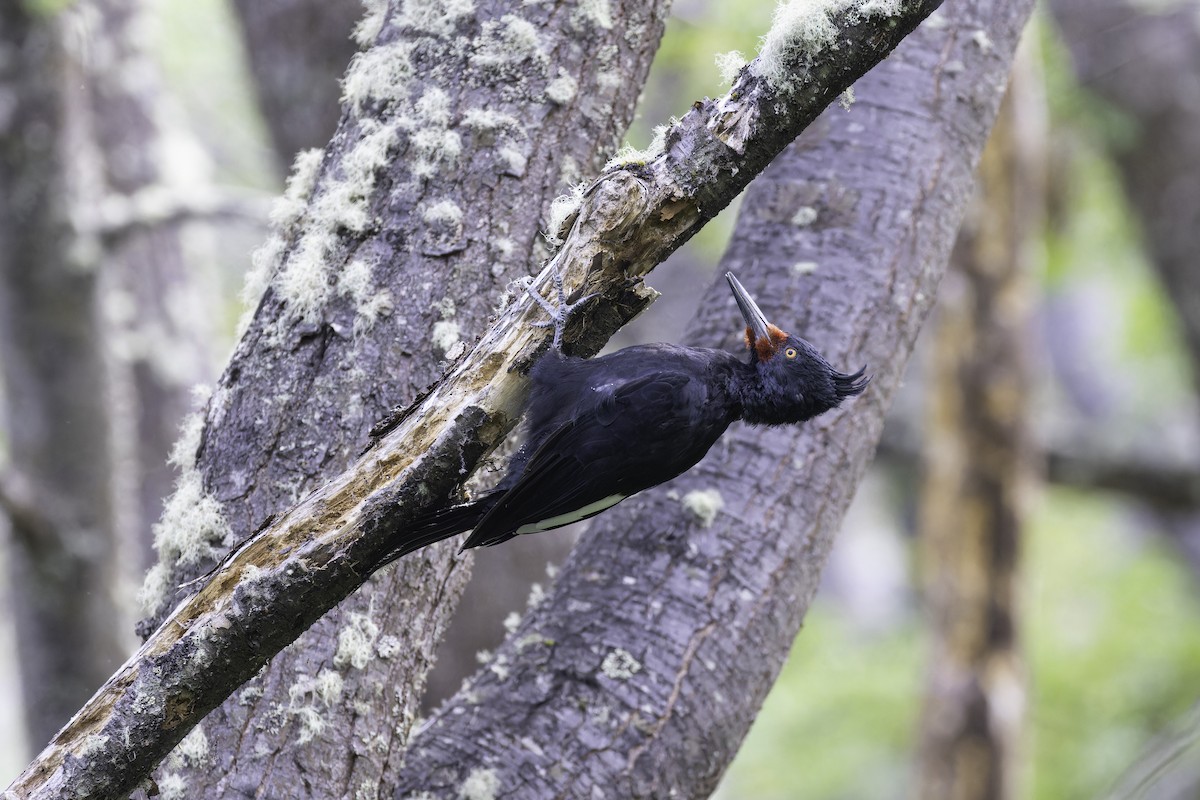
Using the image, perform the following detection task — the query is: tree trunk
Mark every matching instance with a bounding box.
[4,1,1030,797]
[0,5,126,749]
[229,0,362,172]
[148,2,673,797]
[1050,1,1200,792]
[1049,0,1200,393]
[914,47,1044,800]
[390,1,1036,797]
[0,0,225,752]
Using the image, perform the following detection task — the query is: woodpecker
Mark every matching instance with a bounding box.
[381,272,867,563]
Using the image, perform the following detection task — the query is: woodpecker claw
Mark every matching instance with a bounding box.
[527,267,598,351]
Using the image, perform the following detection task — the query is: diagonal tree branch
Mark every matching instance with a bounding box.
[5,2,942,798]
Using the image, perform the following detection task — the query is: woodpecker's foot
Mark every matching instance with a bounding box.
[527,268,597,350]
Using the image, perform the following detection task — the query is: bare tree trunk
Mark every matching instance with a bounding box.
[0,6,126,749]
[229,0,361,171]
[914,47,1044,800]
[390,2,1036,797]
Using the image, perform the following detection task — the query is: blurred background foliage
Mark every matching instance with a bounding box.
[2,1,1198,797]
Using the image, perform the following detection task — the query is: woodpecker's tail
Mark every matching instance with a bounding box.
[373,493,499,571]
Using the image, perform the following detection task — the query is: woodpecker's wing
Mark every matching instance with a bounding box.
[462,371,707,549]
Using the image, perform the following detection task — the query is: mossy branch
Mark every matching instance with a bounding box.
[4,2,940,797]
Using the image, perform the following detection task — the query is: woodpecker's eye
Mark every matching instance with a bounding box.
[785,348,797,359]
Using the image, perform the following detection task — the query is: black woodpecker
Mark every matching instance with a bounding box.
[381,272,868,563]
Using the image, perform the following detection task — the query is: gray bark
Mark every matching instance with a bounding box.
[391,1,1036,797]
[0,5,126,749]
[229,0,362,172]
[4,2,945,797]
[150,2,672,798]
[229,0,578,715]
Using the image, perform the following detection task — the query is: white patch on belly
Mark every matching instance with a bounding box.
[516,494,627,534]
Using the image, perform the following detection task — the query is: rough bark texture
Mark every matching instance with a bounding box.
[229,0,361,172]
[0,6,126,749]
[914,53,1043,800]
[153,2,672,799]
[390,2,1036,797]
[230,0,579,716]
[4,3,945,798]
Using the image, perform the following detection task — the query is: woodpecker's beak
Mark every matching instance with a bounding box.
[726,273,773,342]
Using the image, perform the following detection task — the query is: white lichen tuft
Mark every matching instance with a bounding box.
[168,411,205,471]
[472,14,547,70]
[431,320,462,356]
[352,0,388,46]
[462,107,519,133]
[273,229,338,325]
[503,611,522,633]
[158,773,188,800]
[165,725,209,771]
[460,768,501,800]
[715,50,748,84]
[600,647,642,680]
[755,0,903,93]
[545,68,578,105]
[403,89,462,179]
[314,669,345,704]
[377,634,402,659]
[572,0,613,29]
[337,258,394,333]
[269,148,325,230]
[423,199,464,227]
[545,182,587,246]
[240,149,326,324]
[285,669,344,743]
[680,488,724,528]
[397,0,476,37]
[493,237,516,260]
[603,120,672,171]
[342,41,416,113]
[792,260,819,275]
[498,145,528,177]
[838,86,856,109]
[290,704,327,745]
[335,611,381,670]
[139,465,231,614]
[526,581,546,609]
[971,29,994,52]
[791,206,818,226]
